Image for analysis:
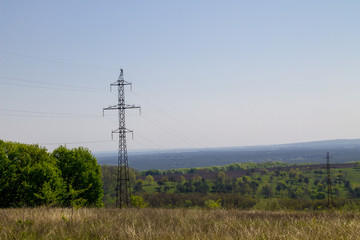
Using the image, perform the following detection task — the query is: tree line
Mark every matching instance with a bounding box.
[122,163,360,209]
[140,161,290,176]
[3,139,360,210]
[0,140,103,207]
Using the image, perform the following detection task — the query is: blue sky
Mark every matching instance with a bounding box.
[1,1,360,152]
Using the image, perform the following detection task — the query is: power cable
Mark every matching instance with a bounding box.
[0,108,102,118]
[131,84,243,146]
[141,113,205,148]
[0,78,107,93]
[2,50,240,146]
[0,108,100,116]
[0,113,101,118]
[38,140,114,146]
[0,50,118,71]
[131,90,224,147]
[103,110,198,148]
[0,76,107,91]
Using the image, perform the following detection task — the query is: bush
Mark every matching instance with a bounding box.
[130,195,149,208]
[204,199,221,209]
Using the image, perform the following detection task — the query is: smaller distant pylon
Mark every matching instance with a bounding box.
[326,152,333,208]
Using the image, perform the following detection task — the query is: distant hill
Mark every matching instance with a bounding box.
[95,139,360,171]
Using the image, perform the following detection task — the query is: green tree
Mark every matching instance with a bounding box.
[194,179,209,194]
[289,168,300,180]
[193,175,202,182]
[129,168,137,186]
[52,146,103,207]
[145,175,154,185]
[101,165,117,206]
[179,175,186,184]
[133,181,143,193]
[157,179,165,186]
[217,171,226,184]
[161,176,169,183]
[260,183,274,198]
[242,175,251,183]
[0,140,64,207]
[355,161,360,169]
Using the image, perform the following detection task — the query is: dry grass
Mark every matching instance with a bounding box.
[1,208,360,239]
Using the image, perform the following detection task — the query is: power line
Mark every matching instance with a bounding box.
[0,50,117,71]
[0,76,107,93]
[0,108,101,118]
[1,49,242,151]
[132,109,239,165]
[131,90,226,147]
[128,74,242,146]
[0,76,107,91]
[38,140,114,145]
[0,81,104,93]
[131,85,243,146]
[104,110,204,149]
[0,108,100,116]
[2,49,240,147]
[0,113,101,119]
[141,113,204,148]
[103,116,170,151]
[132,133,167,150]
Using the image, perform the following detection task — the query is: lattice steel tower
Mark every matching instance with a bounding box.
[326,152,333,207]
[103,69,140,208]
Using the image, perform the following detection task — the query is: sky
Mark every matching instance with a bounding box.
[1,1,360,153]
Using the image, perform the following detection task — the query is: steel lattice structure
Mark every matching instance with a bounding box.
[103,69,140,208]
[326,152,333,207]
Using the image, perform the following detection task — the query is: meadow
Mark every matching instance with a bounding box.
[1,207,360,239]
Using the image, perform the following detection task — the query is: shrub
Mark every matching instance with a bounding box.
[131,195,149,208]
[204,199,221,209]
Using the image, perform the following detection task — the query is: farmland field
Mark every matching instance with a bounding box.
[1,208,360,239]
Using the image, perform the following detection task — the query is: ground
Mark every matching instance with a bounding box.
[1,208,360,239]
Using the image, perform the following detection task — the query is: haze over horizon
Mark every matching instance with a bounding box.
[1,1,360,152]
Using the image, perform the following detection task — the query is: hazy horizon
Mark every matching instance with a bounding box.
[94,138,360,156]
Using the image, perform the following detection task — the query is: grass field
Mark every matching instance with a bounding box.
[1,208,360,239]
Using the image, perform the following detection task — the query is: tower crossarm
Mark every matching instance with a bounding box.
[111,128,134,140]
[103,105,140,116]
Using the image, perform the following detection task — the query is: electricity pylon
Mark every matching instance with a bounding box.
[326,152,333,208]
[103,69,140,208]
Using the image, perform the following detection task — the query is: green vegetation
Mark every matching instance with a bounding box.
[2,139,360,211]
[101,161,360,209]
[0,140,103,207]
[101,164,137,206]
[3,140,360,239]
[130,195,149,208]
[2,208,360,239]
[141,161,290,176]
[52,146,103,207]
[98,163,360,210]
[3,139,360,240]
